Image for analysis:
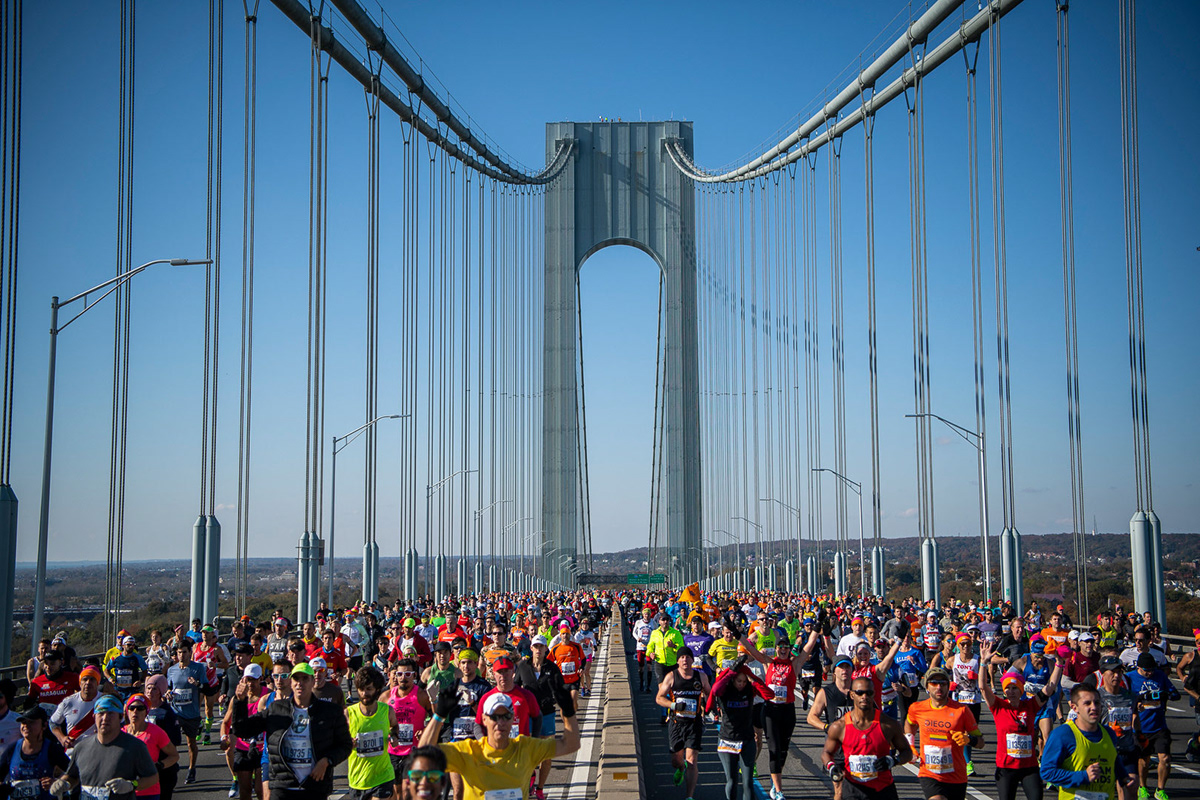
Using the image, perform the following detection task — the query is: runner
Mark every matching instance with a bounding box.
[394,746,447,800]
[142,677,181,800]
[0,707,69,800]
[1094,657,1140,782]
[807,656,855,735]
[49,665,101,756]
[28,652,78,713]
[1039,683,1136,800]
[473,657,541,739]
[515,636,567,800]
[548,625,586,706]
[656,647,710,800]
[50,694,158,800]
[220,666,264,800]
[904,666,984,800]
[572,617,598,697]
[192,626,231,745]
[1011,639,1066,753]
[631,608,654,692]
[384,659,430,768]
[344,666,399,800]
[1127,652,1178,800]
[104,637,148,701]
[647,614,685,724]
[165,640,206,784]
[822,676,913,800]
[123,694,178,800]
[978,640,1063,800]
[706,657,772,800]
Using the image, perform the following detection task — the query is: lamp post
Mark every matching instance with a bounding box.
[32,258,209,653]
[904,412,993,605]
[425,469,478,597]
[329,414,407,609]
[732,516,763,589]
[813,467,865,596]
[473,499,511,593]
[760,497,802,591]
[713,529,739,590]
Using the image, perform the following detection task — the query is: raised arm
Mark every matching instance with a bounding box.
[792,631,822,671]
[875,635,904,679]
[978,641,997,706]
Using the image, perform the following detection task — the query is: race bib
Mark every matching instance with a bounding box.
[172,687,194,705]
[762,648,775,658]
[10,780,41,800]
[923,745,953,774]
[356,730,385,758]
[1006,733,1033,760]
[394,723,414,746]
[452,717,475,741]
[955,687,978,704]
[80,786,111,800]
[115,669,133,687]
[769,684,788,703]
[717,738,743,754]
[1108,706,1133,728]
[561,661,577,676]
[800,667,816,679]
[674,698,697,719]
[847,754,878,781]
[721,658,737,671]
[903,672,919,687]
[1025,682,1045,697]
[483,790,522,800]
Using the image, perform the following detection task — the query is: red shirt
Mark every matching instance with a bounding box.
[986,695,1041,769]
[474,686,541,737]
[763,659,796,704]
[30,671,79,706]
[317,647,348,674]
[1065,651,1099,683]
[842,709,894,789]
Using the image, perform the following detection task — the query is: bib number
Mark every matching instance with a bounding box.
[452,717,475,741]
[561,661,577,676]
[1108,706,1133,728]
[483,790,522,800]
[172,688,194,705]
[674,698,697,719]
[356,730,385,758]
[1006,733,1033,760]
[801,667,816,679]
[1025,682,1045,697]
[394,723,414,746]
[955,688,977,704]
[923,745,953,774]
[769,684,788,703]
[717,738,743,754]
[903,672,919,687]
[10,781,41,800]
[847,754,878,781]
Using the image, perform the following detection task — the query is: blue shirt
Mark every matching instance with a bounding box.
[1039,722,1129,788]
[894,647,927,679]
[1127,668,1178,734]
[166,661,207,720]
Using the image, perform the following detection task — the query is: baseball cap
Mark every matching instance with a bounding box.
[309,657,327,671]
[17,706,50,724]
[1078,632,1094,642]
[243,663,264,680]
[290,662,316,678]
[94,694,124,714]
[832,656,853,670]
[531,635,548,647]
[432,641,452,654]
[232,642,254,655]
[1137,653,1157,671]
[1031,640,1046,654]
[202,625,215,633]
[924,667,951,685]
[492,656,515,670]
[1099,656,1122,673]
[402,618,417,629]
[481,693,514,717]
[1067,630,1079,640]
[122,636,136,646]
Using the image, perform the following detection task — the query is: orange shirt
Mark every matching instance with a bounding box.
[1040,627,1070,651]
[549,640,585,684]
[905,699,978,783]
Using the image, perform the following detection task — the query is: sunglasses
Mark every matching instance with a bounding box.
[396,670,417,678]
[127,705,147,712]
[273,674,289,681]
[405,770,446,783]
[489,712,514,722]
[850,690,873,697]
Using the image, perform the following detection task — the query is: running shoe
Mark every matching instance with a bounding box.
[185,769,196,786]
[228,780,238,798]
[1154,791,1169,800]
[1138,788,1150,800]
[752,765,758,778]
[535,790,546,800]
[673,767,684,786]
[966,760,974,776]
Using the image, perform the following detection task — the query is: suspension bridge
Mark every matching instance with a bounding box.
[0,0,1195,669]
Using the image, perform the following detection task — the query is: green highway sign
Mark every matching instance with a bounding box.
[627,573,668,585]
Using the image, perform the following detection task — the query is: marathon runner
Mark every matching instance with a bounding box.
[49,665,101,756]
[344,666,399,800]
[165,640,206,784]
[49,694,158,800]
[647,614,685,724]
[904,666,984,800]
[1128,651,1179,800]
[1039,683,1136,800]
[656,647,710,800]
[822,676,913,800]
[1,705,68,800]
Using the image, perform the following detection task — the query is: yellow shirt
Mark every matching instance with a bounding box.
[439,736,557,800]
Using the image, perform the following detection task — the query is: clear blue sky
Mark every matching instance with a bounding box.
[13,1,1200,565]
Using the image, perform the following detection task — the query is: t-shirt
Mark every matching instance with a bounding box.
[280,706,314,784]
[708,639,741,672]
[66,732,157,800]
[49,693,98,750]
[0,712,19,753]
[127,725,171,796]
[30,673,80,708]
[905,700,978,783]
[438,735,557,800]
[166,663,207,720]
[0,736,70,800]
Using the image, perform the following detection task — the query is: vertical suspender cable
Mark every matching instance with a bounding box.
[830,128,847,583]
[207,0,224,519]
[0,0,21,488]
[235,0,260,614]
[1056,0,1087,618]
[863,88,883,574]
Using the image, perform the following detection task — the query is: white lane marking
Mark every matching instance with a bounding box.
[550,633,609,800]
[900,762,995,800]
[1174,763,1200,776]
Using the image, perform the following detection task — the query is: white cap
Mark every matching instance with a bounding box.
[243,663,264,680]
[122,636,136,645]
[309,657,327,671]
[1078,632,1094,642]
[1067,630,1080,640]
[481,693,514,717]
[531,635,548,647]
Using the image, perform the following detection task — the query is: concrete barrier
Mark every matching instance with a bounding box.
[596,615,644,800]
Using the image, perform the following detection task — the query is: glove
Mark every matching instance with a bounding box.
[674,700,688,712]
[965,670,977,682]
[433,686,458,720]
[733,654,749,672]
[825,761,844,782]
[905,732,918,749]
[50,780,71,800]
[104,778,136,795]
[873,755,897,772]
[1057,645,1072,660]
[950,730,970,747]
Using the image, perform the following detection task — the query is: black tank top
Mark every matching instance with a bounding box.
[671,670,704,723]
[823,683,853,727]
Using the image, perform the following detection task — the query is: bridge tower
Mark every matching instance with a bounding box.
[542,121,702,588]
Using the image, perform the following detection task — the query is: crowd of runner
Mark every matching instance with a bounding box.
[625,591,1200,800]
[1,596,610,800]
[1,589,1197,800]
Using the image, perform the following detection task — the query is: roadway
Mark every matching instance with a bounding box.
[623,643,1200,800]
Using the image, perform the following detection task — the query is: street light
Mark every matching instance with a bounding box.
[713,528,741,590]
[329,414,408,609]
[32,257,210,652]
[813,467,865,595]
[760,497,802,587]
[904,412,992,604]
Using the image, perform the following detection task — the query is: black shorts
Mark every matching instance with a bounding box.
[389,753,407,776]
[1139,729,1172,758]
[349,783,394,800]
[668,718,704,753]
[178,717,202,739]
[844,780,898,800]
[349,656,364,671]
[232,748,260,773]
[918,777,968,800]
[200,683,220,697]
